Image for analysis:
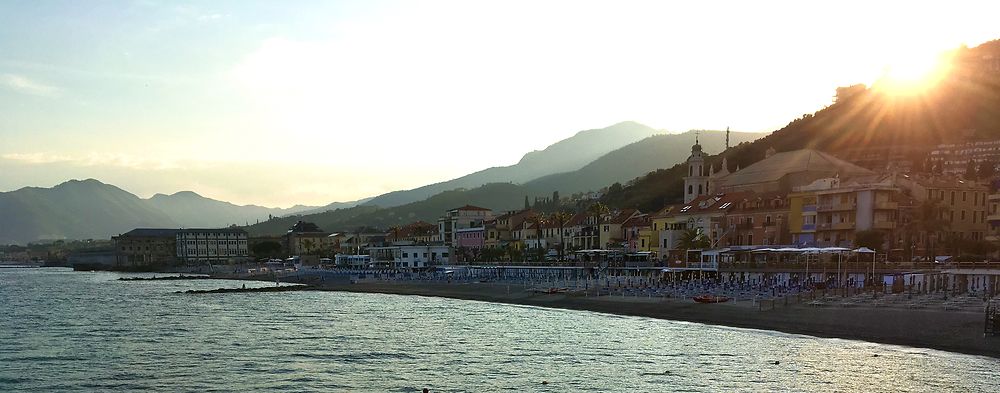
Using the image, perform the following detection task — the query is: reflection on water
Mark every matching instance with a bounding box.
[2,268,999,392]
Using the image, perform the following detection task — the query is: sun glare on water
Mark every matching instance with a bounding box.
[872,50,954,96]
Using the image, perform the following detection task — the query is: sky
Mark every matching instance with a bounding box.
[1,0,999,207]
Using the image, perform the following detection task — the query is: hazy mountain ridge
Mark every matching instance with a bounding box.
[145,191,324,228]
[360,121,663,208]
[0,180,342,244]
[243,129,768,236]
[0,179,178,244]
[523,130,768,195]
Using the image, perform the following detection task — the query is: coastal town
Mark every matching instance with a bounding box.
[17,134,988,326]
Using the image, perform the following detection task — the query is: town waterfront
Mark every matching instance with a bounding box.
[3,268,1000,392]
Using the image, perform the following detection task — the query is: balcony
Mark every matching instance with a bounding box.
[817,202,855,212]
[802,204,817,213]
[817,222,855,231]
[872,221,896,230]
[874,201,899,210]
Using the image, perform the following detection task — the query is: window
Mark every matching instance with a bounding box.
[698,184,703,194]
[688,185,693,195]
[963,191,967,202]
[961,210,966,221]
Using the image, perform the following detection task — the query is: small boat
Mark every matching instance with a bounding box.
[693,295,731,303]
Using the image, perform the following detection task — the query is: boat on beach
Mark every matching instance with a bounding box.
[693,294,731,303]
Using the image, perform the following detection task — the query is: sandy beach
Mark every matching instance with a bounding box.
[278,279,1000,359]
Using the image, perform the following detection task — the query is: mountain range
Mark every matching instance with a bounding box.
[361,121,664,208]
[243,128,765,236]
[0,122,762,243]
[0,180,348,244]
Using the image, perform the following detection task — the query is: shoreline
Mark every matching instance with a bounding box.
[98,267,1000,359]
[283,279,1000,359]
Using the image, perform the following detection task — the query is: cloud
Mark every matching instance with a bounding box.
[1,74,62,97]
[1,152,185,170]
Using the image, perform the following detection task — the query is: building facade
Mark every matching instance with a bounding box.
[175,228,249,264]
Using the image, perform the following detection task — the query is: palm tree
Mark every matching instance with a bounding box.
[586,202,610,249]
[301,238,316,255]
[677,228,710,251]
[524,214,547,260]
[387,225,402,244]
[907,199,950,261]
[548,211,573,262]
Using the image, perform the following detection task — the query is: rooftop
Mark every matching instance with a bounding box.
[715,149,873,188]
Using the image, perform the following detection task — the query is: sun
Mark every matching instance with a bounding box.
[872,50,954,96]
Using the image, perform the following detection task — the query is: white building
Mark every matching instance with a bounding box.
[369,245,450,269]
[175,228,249,264]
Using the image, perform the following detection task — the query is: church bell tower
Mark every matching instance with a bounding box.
[683,132,709,203]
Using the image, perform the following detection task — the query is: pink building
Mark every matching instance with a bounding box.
[455,227,486,250]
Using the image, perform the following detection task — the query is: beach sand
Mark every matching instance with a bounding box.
[298,279,1000,359]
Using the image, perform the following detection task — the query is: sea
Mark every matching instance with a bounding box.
[2,267,999,392]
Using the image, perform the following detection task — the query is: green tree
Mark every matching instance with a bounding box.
[301,238,316,255]
[586,202,610,249]
[908,199,950,260]
[854,230,885,250]
[547,211,573,262]
[676,228,709,251]
[251,240,283,259]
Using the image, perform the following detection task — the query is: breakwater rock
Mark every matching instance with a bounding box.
[177,285,313,294]
[119,275,211,281]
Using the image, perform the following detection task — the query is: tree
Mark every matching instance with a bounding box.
[854,230,885,250]
[300,238,316,255]
[524,214,547,252]
[387,225,402,244]
[677,228,709,251]
[586,202,610,249]
[979,160,996,181]
[251,240,283,259]
[965,159,978,180]
[524,195,530,210]
[547,211,573,262]
[907,199,950,260]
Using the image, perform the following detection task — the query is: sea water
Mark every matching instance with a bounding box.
[2,267,999,392]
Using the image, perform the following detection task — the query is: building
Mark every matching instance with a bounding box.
[438,205,494,247]
[455,226,486,251]
[113,229,179,267]
[899,175,990,245]
[599,209,641,249]
[369,244,450,269]
[722,193,790,247]
[622,214,652,253]
[484,210,537,250]
[114,227,249,267]
[683,134,710,203]
[284,221,335,256]
[175,228,249,264]
[929,139,1000,176]
[711,148,873,195]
